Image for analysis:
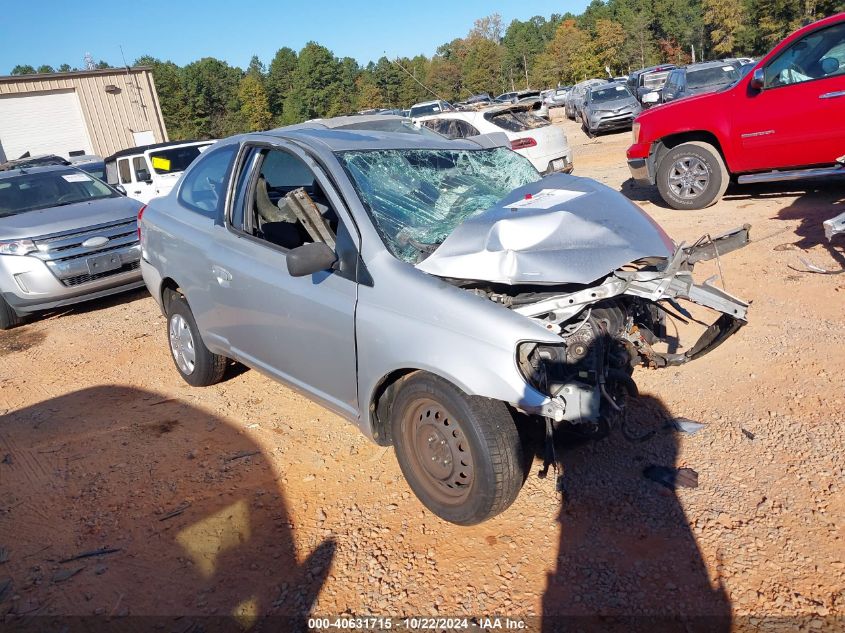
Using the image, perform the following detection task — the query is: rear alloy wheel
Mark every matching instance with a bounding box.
[657,141,729,210]
[0,296,24,330]
[390,373,523,525]
[166,293,226,387]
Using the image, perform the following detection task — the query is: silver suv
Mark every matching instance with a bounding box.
[0,165,144,329]
[140,116,749,524]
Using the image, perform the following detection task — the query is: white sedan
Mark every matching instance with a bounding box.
[414,105,573,174]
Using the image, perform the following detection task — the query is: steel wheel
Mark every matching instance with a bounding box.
[169,313,196,375]
[667,156,711,200]
[401,397,474,505]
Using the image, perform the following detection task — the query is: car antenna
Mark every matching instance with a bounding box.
[386,54,451,103]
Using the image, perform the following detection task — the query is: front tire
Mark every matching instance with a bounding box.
[165,294,226,387]
[656,141,729,210]
[581,113,594,138]
[0,296,24,330]
[390,373,524,525]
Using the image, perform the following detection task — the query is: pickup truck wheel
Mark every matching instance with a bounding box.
[390,373,523,525]
[165,294,226,387]
[0,296,24,330]
[657,141,729,210]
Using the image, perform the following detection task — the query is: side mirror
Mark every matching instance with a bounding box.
[114,184,127,196]
[749,68,765,91]
[642,91,660,105]
[287,242,338,277]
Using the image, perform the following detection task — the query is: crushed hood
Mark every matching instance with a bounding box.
[415,173,674,285]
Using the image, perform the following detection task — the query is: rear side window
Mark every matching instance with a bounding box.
[177,145,236,219]
[486,110,548,132]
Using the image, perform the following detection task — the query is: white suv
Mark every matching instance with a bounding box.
[104,140,214,204]
[415,105,573,174]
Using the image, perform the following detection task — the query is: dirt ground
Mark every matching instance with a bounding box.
[1,115,843,632]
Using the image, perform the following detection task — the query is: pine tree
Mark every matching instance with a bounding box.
[267,47,297,119]
[238,74,273,131]
[705,0,745,55]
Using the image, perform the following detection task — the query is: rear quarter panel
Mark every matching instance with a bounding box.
[141,197,221,350]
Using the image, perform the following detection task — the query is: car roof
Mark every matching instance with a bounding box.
[632,64,676,77]
[258,116,481,152]
[104,140,211,163]
[0,163,78,179]
[588,82,626,92]
[409,100,445,107]
[682,60,739,72]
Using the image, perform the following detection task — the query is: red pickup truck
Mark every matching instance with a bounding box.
[627,13,845,210]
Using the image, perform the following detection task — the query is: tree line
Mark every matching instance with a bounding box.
[8,0,843,139]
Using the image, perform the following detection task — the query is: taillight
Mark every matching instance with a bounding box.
[137,204,147,241]
[510,137,537,150]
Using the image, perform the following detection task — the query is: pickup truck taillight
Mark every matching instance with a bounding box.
[510,137,537,150]
[137,204,146,241]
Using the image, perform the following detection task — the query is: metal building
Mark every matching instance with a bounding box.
[0,67,169,162]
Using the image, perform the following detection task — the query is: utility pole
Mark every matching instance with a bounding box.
[523,53,529,88]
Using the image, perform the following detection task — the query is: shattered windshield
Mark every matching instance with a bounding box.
[339,147,540,263]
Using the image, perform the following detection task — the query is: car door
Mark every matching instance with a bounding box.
[731,20,845,172]
[207,141,360,419]
[130,156,157,203]
[663,71,680,102]
[117,157,139,200]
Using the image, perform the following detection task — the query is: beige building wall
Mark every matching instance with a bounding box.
[0,67,168,158]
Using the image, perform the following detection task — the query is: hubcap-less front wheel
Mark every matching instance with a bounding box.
[667,156,710,200]
[402,398,474,505]
[169,313,196,375]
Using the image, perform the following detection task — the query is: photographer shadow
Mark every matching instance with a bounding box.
[535,394,732,633]
[0,386,334,632]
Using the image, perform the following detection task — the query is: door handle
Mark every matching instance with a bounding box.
[212,265,232,287]
[819,90,845,99]
[132,190,142,194]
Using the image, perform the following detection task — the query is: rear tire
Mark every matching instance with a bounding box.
[390,372,524,525]
[165,294,226,387]
[0,296,24,330]
[656,141,729,210]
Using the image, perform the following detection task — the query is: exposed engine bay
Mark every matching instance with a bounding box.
[453,225,751,427]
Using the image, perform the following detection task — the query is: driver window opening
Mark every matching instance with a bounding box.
[764,22,845,88]
[236,148,338,251]
[132,156,150,183]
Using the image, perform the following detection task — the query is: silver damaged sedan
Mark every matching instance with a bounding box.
[139,116,750,525]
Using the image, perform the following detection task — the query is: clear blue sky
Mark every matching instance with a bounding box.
[1,0,589,74]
